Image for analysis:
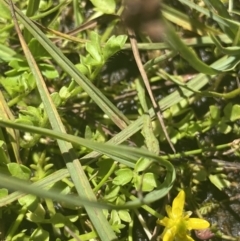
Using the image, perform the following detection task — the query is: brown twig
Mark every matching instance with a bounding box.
[127,28,175,153]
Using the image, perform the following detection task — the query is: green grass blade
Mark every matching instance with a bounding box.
[123,34,232,50]
[158,55,239,111]
[24,0,40,42]
[178,0,240,38]
[210,33,240,55]
[203,0,236,38]
[0,169,69,207]
[163,19,218,75]
[162,3,219,35]
[0,173,114,209]
[0,91,21,163]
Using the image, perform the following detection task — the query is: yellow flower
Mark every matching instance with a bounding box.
[157,190,210,241]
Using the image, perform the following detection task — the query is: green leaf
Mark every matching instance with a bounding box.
[51,92,62,107]
[59,86,71,100]
[39,63,59,79]
[90,0,116,14]
[28,39,50,59]
[84,55,102,66]
[15,117,34,126]
[112,223,126,233]
[224,104,240,121]
[18,106,44,126]
[0,43,17,62]
[26,204,46,222]
[223,102,232,120]
[48,181,71,195]
[103,185,120,201]
[85,32,102,64]
[51,213,74,228]
[112,168,133,185]
[103,35,127,60]
[217,120,232,134]
[68,215,79,222]
[209,174,231,190]
[39,0,53,11]
[110,210,121,225]
[86,42,102,64]
[183,121,202,136]
[115,194,126,205]
[209,105,220,120]
[9,59,29,72]
[134,158,151,173]
[12,232,30,241]
[141,173,159,192]
[97,159,114,177]
[75,63,91,77]
[18,194,38,210]
[193,168,208,182]
[0,188,8,198]
[21,106,41,118]
[7,163,31,180]
[30,227,49,241]
[0,76,20,96]
[0,72,35,97]
[0,1,11,19]
[118,210,131,223]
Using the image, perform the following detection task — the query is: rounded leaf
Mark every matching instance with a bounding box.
[30,227,49,241]
[113,168,133,186]
[141,173,158,192]
[134,158,151,173]
[118,210,131,223]
[90,0,116,14]
[0,188,8,198]
[7,163,31,180]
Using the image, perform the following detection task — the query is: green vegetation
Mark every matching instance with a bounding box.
[0,0,240,240]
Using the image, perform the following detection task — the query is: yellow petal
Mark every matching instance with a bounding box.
[172,190,185,218]
[158,217,173,227]
[187,218,210,230]
[165,205,173,219]
[162,227,176,241]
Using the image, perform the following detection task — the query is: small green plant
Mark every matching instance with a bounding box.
[0,0,240,240]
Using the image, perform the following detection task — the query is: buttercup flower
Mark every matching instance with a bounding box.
[157,190,210,241]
